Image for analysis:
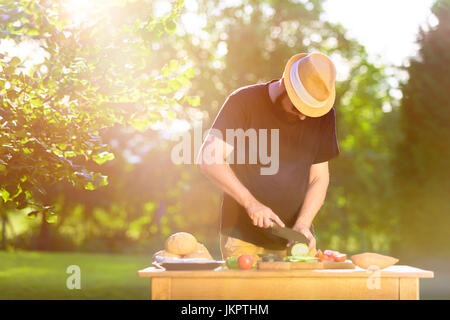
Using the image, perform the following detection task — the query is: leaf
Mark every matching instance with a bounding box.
[129,117,152,132]
[0,189,10,202]
[84,182,95,191]
[164,19,177,33]
[166,110,176,119]
[183,67,195,79]
[84,174,108,190]
[93,173,108,188]
[186,96,200,107]
[161,59,179,77]
[92,151,115,165]
[45,211,58,223]
[7,89,19,100]
[9,56,21,67]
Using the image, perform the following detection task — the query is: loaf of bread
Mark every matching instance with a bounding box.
[183,251,213,259]
[152,250,181,260]
[351,252,399,270]
[164,232,198,255]
[196,242,209,253]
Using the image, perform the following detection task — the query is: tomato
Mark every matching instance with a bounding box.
[316,249,333,262]
[322,254,335,262]
[237,254,254,270]
[316,249,330,261]
[334,253,347,262]
[316,249,324,260]
[323,250,337,256]
[317,250,347,262]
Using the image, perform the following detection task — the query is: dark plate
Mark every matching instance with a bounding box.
[160,261,224,271]
[257,253,282,262]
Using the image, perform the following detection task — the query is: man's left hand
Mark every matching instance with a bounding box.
[286,224,316,251]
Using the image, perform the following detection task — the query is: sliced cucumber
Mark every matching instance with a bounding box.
[290,243,309,257]
[301,256,319,262]
[284,255,318,262]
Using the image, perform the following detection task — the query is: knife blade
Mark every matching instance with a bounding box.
[270,223,308,243]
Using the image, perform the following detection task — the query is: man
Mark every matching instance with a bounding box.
[198,52,339,260]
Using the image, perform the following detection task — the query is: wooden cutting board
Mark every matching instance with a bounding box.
[258,260,355,270]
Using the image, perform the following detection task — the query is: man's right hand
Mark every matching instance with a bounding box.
[245,200,285,228]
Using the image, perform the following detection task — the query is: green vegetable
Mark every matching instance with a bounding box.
[283,256,318,262]
[225,257,240,269]
[290,243,309,257]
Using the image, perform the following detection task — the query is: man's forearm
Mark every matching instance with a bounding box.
[295,176,329,228]
[199,162,256,209]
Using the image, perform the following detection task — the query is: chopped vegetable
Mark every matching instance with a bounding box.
[290,243,309,257]
[308,247,317,257]
[284,255,318,262]
[316,249,348,262]
[334,253,347,262]
[225,257,240,269]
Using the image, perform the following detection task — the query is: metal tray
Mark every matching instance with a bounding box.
[153,258,225,271]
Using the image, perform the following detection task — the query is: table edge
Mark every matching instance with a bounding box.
[137,266,434,279]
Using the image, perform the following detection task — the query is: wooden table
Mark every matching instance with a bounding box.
[138,265,433,300]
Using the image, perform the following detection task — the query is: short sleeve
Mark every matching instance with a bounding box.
[313,108,340,164]
[210,93,247,140]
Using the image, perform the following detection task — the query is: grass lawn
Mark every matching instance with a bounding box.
[0,251,153,300]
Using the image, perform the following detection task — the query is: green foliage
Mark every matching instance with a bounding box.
[393,0,450,256]
[0,0,197,216]
[2,0,435,257]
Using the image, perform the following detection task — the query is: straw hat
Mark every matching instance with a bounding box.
[283,52,336,117]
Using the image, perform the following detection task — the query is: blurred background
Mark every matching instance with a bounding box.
[0,0,448,299]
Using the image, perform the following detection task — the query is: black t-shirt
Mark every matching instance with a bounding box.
[210,79,339,249]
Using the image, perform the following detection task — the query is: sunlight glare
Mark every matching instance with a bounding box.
[63,0,110,25]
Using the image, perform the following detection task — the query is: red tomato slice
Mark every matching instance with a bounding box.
[334,253,347,262]
[317,249,348,262]
[320,250,348,262]
[323,250,338,256]
[316,250,332,261]
[316,249,324,260]
[322,254,336,262]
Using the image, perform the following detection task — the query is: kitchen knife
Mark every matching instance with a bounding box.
[270,223,309,243]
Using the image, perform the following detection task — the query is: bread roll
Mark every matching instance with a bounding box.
[351,252,399,270]
[196,242,209,253]
[152,250,181,260]
[183,251,213,260]
[165,232,198,255]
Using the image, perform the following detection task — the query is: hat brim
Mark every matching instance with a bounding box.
[283,53,336,118]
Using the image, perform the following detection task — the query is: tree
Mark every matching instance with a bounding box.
[393,0,450,258]
[2,0,398,254]
[174,0,395,252]
[0,0,198,247]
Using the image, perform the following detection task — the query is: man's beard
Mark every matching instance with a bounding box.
[274,89,289,109]
[274,90,297,117]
